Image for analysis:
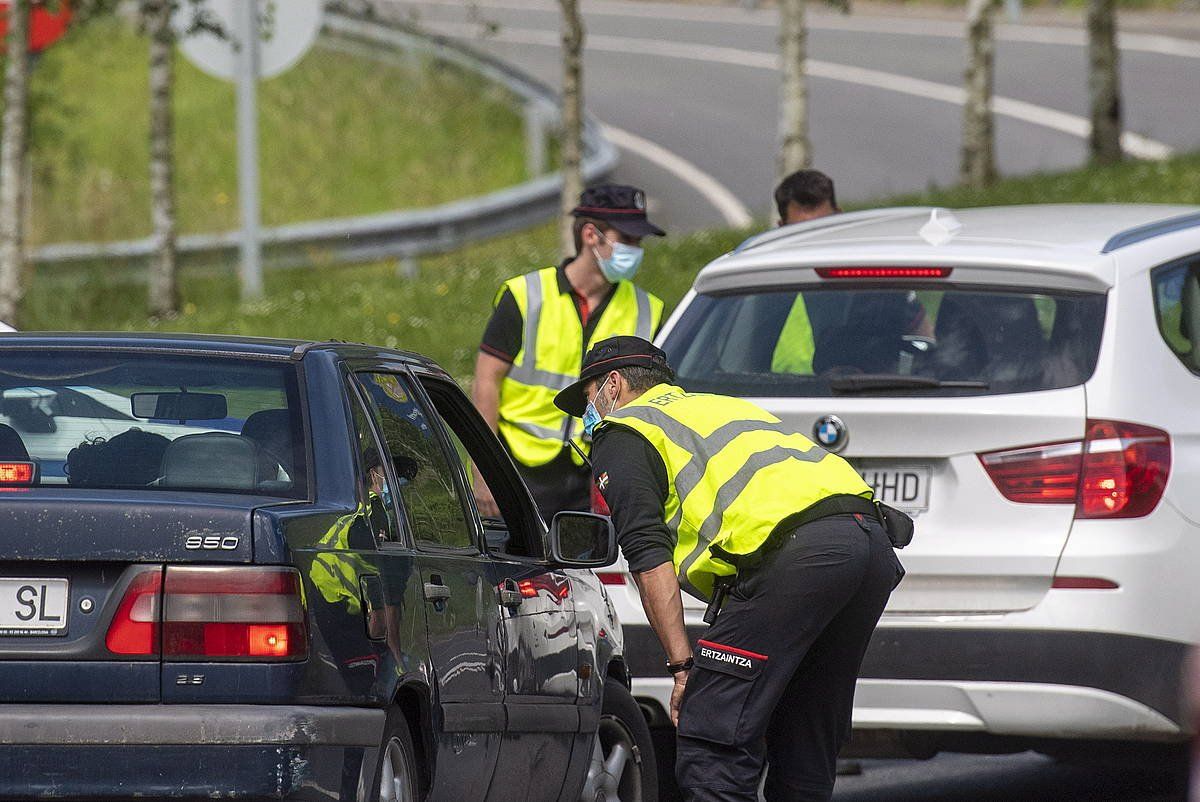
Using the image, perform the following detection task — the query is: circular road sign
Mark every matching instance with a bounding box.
[173,0,323,82]
[0,1,72,54]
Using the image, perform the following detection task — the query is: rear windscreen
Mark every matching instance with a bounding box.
[662,286,1107,397]
[0,351,308,498]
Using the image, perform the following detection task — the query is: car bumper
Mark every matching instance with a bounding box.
[0,704,385,800]
[624,624,1189,742]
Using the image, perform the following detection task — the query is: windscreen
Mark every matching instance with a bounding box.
[662,286,1106,397]
[0,351,308,498]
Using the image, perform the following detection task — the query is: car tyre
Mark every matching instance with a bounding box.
[366,709,425,802]
[581,677,659,802]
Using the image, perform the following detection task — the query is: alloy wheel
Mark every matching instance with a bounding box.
[580,714,643,802]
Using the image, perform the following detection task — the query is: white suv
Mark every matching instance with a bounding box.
[605,204,1200,762]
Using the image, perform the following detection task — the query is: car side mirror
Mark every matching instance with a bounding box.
[548,511,617,568]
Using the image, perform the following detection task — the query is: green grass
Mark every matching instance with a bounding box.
[19,17,527,245]
[23,150,1200,384]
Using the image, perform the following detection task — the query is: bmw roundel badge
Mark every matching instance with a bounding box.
[813,415,848,453]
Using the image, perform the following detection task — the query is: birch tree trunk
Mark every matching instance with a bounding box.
[0,0,30,327]
[146,0,180,316]
[961,0,1001,189]
[558,0,584,258]
[1087,0,1123,163]
[778,0,810,177]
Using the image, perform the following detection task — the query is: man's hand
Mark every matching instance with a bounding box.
[670,669,689,727]
[473,474,500,519]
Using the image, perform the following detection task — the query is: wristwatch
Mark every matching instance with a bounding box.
[666,657,694,675]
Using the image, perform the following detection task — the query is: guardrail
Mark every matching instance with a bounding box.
[32,4,619,273]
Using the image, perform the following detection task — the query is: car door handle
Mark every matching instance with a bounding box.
[423,579,452,603]
[498,578,523,610]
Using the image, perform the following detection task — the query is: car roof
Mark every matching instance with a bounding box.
[0,332,444,371]
[700,204,1200,294]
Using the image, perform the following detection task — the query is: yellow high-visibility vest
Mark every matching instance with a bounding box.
[771,295,815,374]
[499,266,662,467]
[600,384,872,601]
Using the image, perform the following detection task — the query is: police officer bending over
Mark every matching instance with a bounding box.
[554,336,906,802]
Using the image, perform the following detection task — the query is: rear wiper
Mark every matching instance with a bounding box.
[829,374,990,394]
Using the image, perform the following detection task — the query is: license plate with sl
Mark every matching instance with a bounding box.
[856,465,931,513]
[0,578,68,636]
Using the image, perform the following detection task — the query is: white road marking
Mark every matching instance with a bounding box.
[600,124,754,227]
[401,0,1200,59]
[421,21,1174,160]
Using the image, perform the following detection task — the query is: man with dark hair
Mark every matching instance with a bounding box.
[555,336,904,802]
[472,185,666,522]
[774,168,839,226]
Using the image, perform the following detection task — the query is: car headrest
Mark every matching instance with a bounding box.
[160,432,257,491]
[0,423,28,460]
[241,409,293,471]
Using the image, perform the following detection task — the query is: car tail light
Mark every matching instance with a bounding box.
[596,572,626,586]
[106,570,163,655]
[0,461,35,486]
[979,419,1170,520]
[162,566,307,660]
[1076,420,1170,519]
[816,267,952,279]
[978,441,1082,504]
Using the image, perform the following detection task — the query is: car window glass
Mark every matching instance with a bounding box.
[1152,258,1200,374]
[664,287,1106,397]
[0,351,307,497]
[357,372,474,551]
[419,376,543,559]
[348,385,401,545]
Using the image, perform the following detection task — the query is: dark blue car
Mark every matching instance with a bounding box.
[0,334,655,802]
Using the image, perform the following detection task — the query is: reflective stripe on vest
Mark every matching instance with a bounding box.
[498,267,663,468]
[602,385,872,601]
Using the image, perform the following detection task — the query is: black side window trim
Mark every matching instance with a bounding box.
[343,373,407,550]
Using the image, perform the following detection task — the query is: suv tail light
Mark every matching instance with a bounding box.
[979,419,1171,520]
[163,566,307,660]
[105,570,163,655]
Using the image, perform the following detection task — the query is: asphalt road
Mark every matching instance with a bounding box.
[831,752,1187,801]
[384,0,1200,234]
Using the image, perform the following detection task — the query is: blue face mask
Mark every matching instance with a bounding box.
[582,376,612,439]
[595,239,644,282]
[380,483,393,508]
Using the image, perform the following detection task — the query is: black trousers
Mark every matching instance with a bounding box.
[675,513,904,802]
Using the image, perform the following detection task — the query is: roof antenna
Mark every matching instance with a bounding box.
[919,209,962,247]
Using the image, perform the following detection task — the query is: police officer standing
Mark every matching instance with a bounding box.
[473,185,665,522]
[555,336,905,802]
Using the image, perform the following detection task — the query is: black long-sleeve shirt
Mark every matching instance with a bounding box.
[590,425,675,573]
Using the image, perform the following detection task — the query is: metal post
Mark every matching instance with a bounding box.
[524,101,547,177]
[1005,0,1021,21]
[236,0,264,299]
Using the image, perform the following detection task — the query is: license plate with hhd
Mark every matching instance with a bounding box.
[0,578,68,636]
[857,466,931,513]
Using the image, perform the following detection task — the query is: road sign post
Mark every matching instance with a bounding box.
[235,0,263,299]
[174,0,323,302]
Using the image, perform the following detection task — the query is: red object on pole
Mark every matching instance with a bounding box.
[0,1,71,54]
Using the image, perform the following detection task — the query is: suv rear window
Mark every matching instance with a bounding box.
[662,286,1106,397]
[0,351,308,497]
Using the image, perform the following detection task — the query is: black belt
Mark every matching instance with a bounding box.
[709,494,880,569]
[779,493,882,533]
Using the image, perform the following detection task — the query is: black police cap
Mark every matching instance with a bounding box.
[572,184,666,239]
[554,336,673,417]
